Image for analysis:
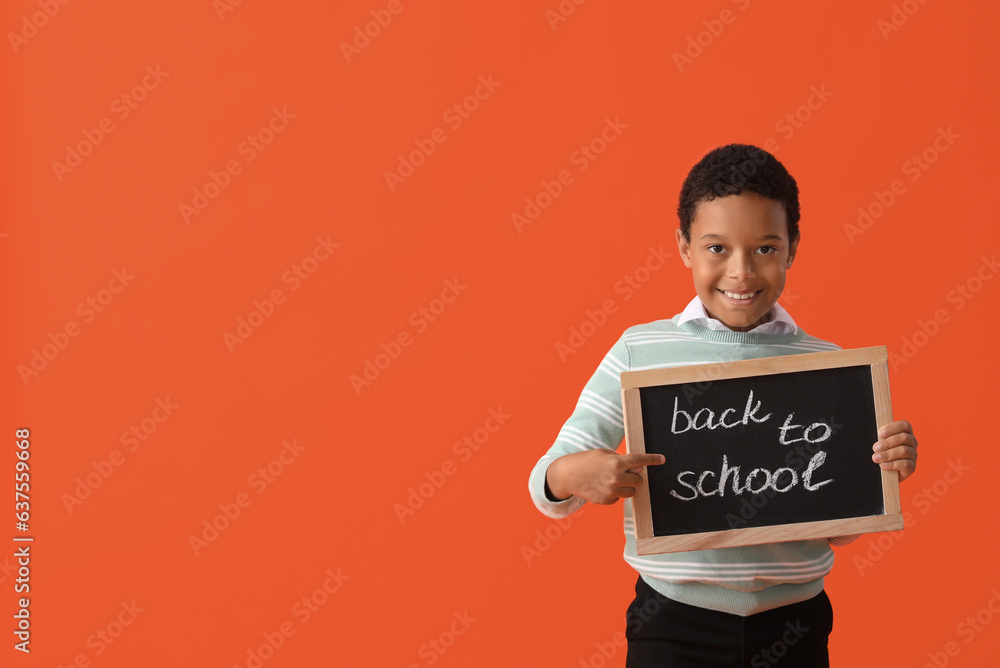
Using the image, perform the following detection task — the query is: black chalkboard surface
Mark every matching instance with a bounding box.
[621,347,903,555]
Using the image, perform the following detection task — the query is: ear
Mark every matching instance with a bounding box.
[786,233,799,269]
[676,228,693,268]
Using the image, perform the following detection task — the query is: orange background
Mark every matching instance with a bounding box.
[3,1,999,665]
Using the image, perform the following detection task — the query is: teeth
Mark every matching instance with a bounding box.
[723,291,757,300]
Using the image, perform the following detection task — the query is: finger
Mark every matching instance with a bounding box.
[875,456,916,479]
[616,486,637,499]
[588,470,643,497]
[620,453,666,469]
[877,420,913,439]
[873,432,917,453]
[599,471,645,492]
[620,471,645,488]
[872,445,917,465]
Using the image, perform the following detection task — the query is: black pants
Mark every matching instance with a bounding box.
[625,577,832,667]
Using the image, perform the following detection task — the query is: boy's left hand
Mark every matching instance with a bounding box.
[873,419,918,482]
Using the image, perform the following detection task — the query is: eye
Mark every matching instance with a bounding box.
[757,246,778,255]
[707,244,726,254]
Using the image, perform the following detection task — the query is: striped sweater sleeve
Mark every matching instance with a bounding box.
[528,334,630,519]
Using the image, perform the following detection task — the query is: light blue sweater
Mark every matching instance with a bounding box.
[528,315,847,616]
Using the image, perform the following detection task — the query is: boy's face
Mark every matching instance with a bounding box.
[676,193,798,333]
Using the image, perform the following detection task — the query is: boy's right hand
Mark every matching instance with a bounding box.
[546,449,666,505]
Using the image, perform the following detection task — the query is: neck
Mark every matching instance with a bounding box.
[677,318,805,345]
[704,307,773,333]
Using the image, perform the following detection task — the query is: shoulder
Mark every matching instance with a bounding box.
[617,316,699,347]
[620,315,687,339]
[795,329,842,352]
[609,316,711,370]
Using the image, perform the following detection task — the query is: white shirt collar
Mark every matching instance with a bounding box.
[676,296,798,335]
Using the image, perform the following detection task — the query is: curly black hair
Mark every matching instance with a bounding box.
[676,144,800,242]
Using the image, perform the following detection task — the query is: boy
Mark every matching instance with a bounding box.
[528,144,918,667]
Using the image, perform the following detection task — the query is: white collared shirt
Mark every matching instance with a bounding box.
[676,296,798,335]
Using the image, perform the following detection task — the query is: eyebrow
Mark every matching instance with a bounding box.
[698,233,785,241]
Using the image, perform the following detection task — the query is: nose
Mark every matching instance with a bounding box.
[727,252,756,280]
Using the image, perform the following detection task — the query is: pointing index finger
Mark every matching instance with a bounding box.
[622,453,666,469]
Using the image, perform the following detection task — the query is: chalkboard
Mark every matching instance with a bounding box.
[621,347,903,555]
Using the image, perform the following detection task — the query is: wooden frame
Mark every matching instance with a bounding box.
[621,346,903,555]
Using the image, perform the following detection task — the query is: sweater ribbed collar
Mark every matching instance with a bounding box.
[676,317,808,346]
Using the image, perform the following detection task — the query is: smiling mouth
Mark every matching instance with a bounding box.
[719,290,761,301]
